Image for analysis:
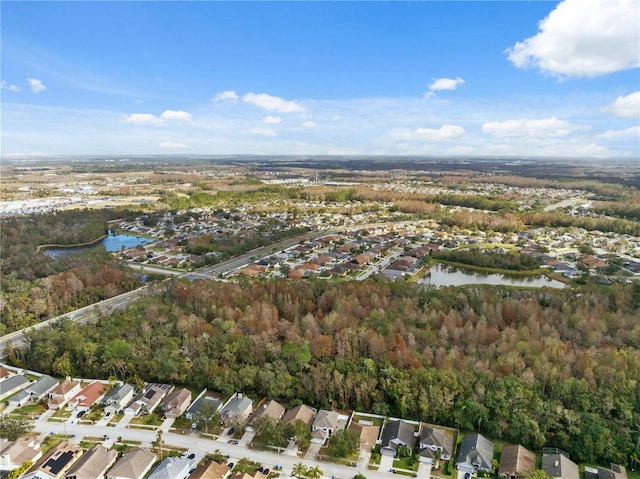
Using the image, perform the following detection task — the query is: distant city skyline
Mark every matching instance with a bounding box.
[1,0,639,159]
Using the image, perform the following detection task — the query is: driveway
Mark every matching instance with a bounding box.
[379,454,394,473]
[417,462,432,479]
[304,442,322,460]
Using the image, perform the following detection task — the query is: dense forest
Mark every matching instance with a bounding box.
[13,278,640,467]
[431,248,543,271]
[0,210,142,334]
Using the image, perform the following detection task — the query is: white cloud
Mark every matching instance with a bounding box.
[27,78,47,93]
[160,110,192,121]
[447,146,476,155]
[426,77,465,97]
[160,141,188,149]
[596,126,640,140]
[390,125,465,141]
[603,91,640,118]
[242,93,305,113]
[1,81,22,92]
[251,127,277,137]
[263,116,282,124]
[506,0,640,78]
[482,117,581,138]
[212,90,239,102]
[123,113,164,125]
[123,110,191,125]
[301,121,316,128]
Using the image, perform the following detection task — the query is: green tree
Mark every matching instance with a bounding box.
[0,415,34,441]
[193,399,221,434]
[330,428,361,458]
[8,460,33,479]
[293,463,308,479]
[525,470,551,479]
[307,465,323,479]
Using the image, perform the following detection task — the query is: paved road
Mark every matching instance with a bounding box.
[35,419,390,479]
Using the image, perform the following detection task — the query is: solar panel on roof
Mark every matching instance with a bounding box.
[44,450,76,475]
[144,389,155,399]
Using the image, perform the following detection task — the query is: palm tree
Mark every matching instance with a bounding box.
[293,463,308,479]
[307,465,323,479]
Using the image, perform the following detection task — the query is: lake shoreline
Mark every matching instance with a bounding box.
[36,235,109,253]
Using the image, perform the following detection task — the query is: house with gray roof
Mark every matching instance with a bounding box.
[220,394,253,425]
[380,420,416,457]
[102,384,135,415]
[455,433,494,475]
[186,395,222,421]
[10,375,59,406]
[418,425,455,463]
[0,437,43,471]
[107,449,156,479]
[0,374,30,401]
[64,444,117,479]
[542,454,579,479]
[147,457,192,479]
[584,464,628,479]
[311,409,348,444]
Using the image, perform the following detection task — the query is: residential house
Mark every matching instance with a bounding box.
[311,410,348,444]
[498,445,536,479]
[189,461,230,479]
[125,384,170,416]
[107,449,156,479]
[147,457,192,479]
[69,382,107,412]
[102,384,135,415]
[161,388,192,419]
[418,426,455,465]
[282,404,317,427]
[542,454,579,479]
[0,367,10,380]
[247,400,285,430]
[348,422,380,452]
[185,395,222,421]
[10,375,59,407]
[584,464,628,479]
[455,434,494,475]
[48,381,81,410]
[0,437,43,471]
[64,445,117,479]
[21,442,84,479]
[380,420,416,457]
[0,374,29,401]
[220,394,253,425]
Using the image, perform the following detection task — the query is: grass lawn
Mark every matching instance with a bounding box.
[235,458,261,474]
[351,414,384,427]
[627,471,640,479]
[12,403,47,417]
[129,412,162,427]
[171,414,192,431]
[52,408,73,419]
[393,457,419,472]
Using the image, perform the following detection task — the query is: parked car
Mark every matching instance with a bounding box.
[76,410,86,418]
[228,428,235,435]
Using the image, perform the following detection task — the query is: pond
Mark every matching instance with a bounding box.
[417,263,566,289]
[43,234,153,257]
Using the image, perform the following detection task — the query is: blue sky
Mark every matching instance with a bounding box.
[2,0,639,158]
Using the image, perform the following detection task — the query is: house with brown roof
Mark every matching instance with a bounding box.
[0,367,10,380]
[247,400,285,430]
[349,422,380,452]
[498,445,536,479]
[69,382,107,412]
[161,388,192,419]
[282,404,316,427]
[21,441,84,479]
[64,444,117,479]
[48,381,81,410]
[189,461,230,479]
[107,449,156,479]
[0,437,43,471]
